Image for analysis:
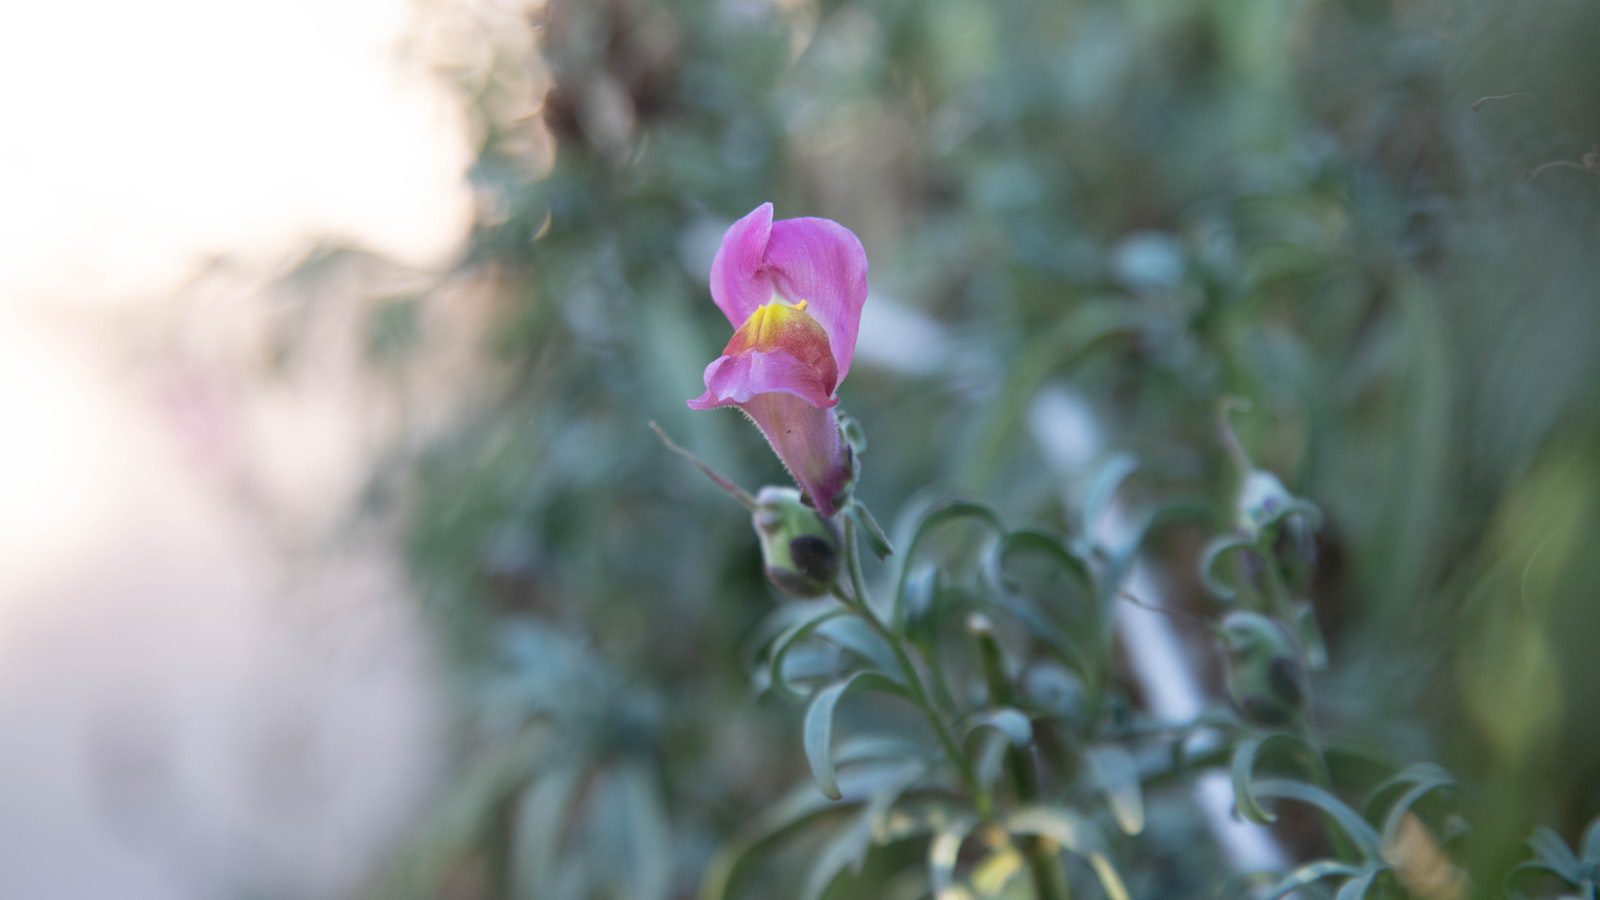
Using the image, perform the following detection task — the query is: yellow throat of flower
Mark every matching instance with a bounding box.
[721,298,837,388]
[729,299,823,354]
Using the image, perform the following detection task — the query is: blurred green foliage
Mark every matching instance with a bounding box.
[367,0,1600,896]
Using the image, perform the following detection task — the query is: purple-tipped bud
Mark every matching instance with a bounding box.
[752,486,842,598]
[1220,611,1307,726]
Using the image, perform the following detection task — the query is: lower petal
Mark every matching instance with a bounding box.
[687,350,837,410]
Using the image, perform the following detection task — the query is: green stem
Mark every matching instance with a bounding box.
[837,515,991,818]
[1259,539,1356,861]
[973,621,1069,900]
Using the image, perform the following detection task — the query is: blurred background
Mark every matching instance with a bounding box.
[3,0,1598,896]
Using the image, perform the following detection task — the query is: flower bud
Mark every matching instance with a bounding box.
[1220,611,1307,726]
[1234,468,1323,539]
[752,486,842,597]
[1235,470,1293,534]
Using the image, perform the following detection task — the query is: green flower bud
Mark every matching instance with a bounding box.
[752,486,842,598]
[1234,468,1323,539]
[1220,611,1307,726]
[1235,470,1292,534]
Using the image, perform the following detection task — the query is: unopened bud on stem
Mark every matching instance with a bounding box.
[753,486,842,597]
[1220,611,1307,726]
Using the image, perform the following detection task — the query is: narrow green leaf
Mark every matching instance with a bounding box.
[1527,825,1582,883]
[1582,814,1600,862]
[597,763,672,900]
[1253,779,1385,860]
[874,797,967,845]
[1086,745,1145,835]
[1504,860,1582,897]
[852,502,895,559]
[1368,763,1455,849]
[804,672,911,800]
[1079,452,1139,542]
[1333,868,1382,900]
[801,817,872,900]
[970,845,1028,897]
[1098,498,1211,587]
[992,592,1096,681]
[1259,496,1325,532]
[1201,534,1259,602]
[834,735,933,768]
[1291,600,1329,670]
[801,762,926,900]
[699,781,860,900]
[767,606,851,698]
[747,600,835,676]
[815,616,901,679]
[1231,734,1283,825]
[510,767,583,900]
[992,529,1095,590]
[927,814,978,894]
[700,763,925,900]
[963,707,1034,748]
[1003,806,1131,900]
[893,500,1006,627]
[1262,860,1366,899]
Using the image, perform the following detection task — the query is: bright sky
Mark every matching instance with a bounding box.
[0,0,474,305]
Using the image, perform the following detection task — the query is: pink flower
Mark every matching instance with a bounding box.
[688,203,868,517]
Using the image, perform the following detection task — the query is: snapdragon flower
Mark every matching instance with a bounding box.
[688,203,868,517]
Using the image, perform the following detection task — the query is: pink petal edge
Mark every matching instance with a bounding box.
[686,349,840,411]
[762,216,869,381]
[708,202,774,329]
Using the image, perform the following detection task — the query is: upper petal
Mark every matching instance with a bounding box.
[762,216,868,381]
[708,202,774,328]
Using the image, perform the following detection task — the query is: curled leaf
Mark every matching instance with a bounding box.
[1263,860,1367,900]
[1079,452,1139,543]
[851,501,895,559]
[1583,814,1600,862]
[1003,806,1130,900]
[1086,745,1145,835]
[804,672,910,800]
[927,814,978,895]
[1200,534,1259,602]
[1230,733,1291,825]
[1253,779,1385,861]
[1333,868,1382,900]
[801,760,926,900]
[1526,825,1582,884]
[893,500,1007,628]
[989,528,1095,602]
[766,606,851,699]
[1365,762,1456,849]
[963,707,1034,748]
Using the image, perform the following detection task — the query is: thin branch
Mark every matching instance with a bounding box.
[1217,396,1255,474]
[1526,159,1593,181]
[1470,92,1527,112]
[1118,589,1214,633]
[648,420,757,510]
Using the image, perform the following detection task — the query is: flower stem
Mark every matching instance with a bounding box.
[973,617,1069,900]
[837,514,991,819]
[1259,540,1356,861]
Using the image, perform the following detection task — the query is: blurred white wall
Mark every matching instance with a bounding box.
[0,0,481,896]
[0,0,473,304]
